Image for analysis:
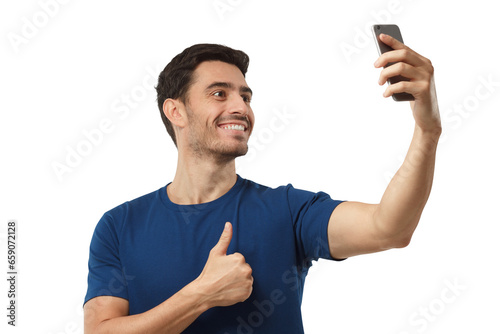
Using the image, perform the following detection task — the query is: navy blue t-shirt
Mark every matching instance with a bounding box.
[84,175,344,333]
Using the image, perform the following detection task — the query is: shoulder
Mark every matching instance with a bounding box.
[241,176,343,217]
[239,176,291,199]
[240,176,337,214]
[109,186,164,214]
[95,186,165,235]
[241,176,329,202]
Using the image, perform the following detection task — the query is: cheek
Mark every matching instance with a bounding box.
[248,109,255,126]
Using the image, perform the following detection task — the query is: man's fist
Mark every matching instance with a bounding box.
[195,222,253,308]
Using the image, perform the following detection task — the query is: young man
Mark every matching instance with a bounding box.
[84,37,441,333]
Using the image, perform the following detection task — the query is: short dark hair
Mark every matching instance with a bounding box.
[155,44,250,147]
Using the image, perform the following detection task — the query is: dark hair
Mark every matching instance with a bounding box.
[155,44,250,147]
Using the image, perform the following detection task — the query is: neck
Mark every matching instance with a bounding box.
[167,151,238,205]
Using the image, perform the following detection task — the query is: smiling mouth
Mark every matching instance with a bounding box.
[218,124,247,131]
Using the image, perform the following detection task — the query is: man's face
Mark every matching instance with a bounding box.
[180,61,254,162]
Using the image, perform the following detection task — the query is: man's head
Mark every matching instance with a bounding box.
[156,44,253,159]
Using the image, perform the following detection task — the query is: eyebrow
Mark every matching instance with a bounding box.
[205,82,253,96]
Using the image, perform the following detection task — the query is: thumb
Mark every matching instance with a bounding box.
[213,222,232,256]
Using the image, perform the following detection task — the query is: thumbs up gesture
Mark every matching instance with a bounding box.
[195,222,253,308]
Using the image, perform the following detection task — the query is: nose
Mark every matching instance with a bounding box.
[228,95,250,116]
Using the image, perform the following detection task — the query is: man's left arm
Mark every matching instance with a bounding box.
[328,33,442,260]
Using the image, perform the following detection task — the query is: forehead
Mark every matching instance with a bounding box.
[191,61,247,87]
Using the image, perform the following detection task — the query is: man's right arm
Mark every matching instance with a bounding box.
[84,222,253,334]
[84,279,209,334]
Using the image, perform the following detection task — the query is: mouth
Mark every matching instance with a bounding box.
[218,124,247,131]
[217,123,248,132]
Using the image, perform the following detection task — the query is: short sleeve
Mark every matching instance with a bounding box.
[285,184,345,268]
[84,212,129,306]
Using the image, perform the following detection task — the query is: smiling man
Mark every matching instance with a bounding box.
[84,40,441,333]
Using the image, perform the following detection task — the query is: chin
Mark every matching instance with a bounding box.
[220,145,248,160]
[211,142,249,162]
[188,131,250,162]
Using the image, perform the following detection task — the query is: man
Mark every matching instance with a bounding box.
[84,35,441,333]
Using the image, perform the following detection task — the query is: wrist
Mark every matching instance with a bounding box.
[181,278,213,314]
[415,122,442,140]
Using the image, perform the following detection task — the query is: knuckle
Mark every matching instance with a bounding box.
[245,282,254,297]
[235,252,246,262]
[238,264,251,276]
[428,62,435,75]
[244,265,252,276]
[421,81,431,92]
[399,81,411,90]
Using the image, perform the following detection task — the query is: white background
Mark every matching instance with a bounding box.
[1,0,499,333]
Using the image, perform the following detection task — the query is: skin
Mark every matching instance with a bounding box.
[84,36,441,333]
[164,61,255,205]
[84,61,256,334]
[328,33,441,259]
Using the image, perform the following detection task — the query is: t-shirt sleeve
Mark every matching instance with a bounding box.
[285,184,345,267]
[84,211,129,306]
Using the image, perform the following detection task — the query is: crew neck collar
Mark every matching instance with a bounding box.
[159,174,245,212]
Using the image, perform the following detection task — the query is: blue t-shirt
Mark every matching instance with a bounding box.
[84,175,344,333]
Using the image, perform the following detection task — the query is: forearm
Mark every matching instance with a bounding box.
[374,124,441,245]
[86,223,252,334]
[89,280,209,334]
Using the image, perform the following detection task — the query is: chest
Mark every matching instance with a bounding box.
[119,204,298,313]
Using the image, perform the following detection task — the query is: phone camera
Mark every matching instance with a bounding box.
[376,25,381,30]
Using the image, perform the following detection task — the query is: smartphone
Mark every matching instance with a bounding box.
[372,24,414,101]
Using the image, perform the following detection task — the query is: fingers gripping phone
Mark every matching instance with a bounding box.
[372,24,415,101]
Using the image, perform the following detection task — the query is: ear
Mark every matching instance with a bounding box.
[162,98,187,128]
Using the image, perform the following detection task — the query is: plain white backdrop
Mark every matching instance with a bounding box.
[1,0,499,333]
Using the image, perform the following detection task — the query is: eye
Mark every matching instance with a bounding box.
[213,90,226,98]
[242,94,252,103]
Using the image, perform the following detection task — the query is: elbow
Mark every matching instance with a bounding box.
[374,224,414,251]
[387,233,413,249]
[393,235,412,249]
[377,226,414,250]
[372,208,418,251]
[374,215,417,250]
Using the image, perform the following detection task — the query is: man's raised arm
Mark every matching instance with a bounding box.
[328,33,441,260]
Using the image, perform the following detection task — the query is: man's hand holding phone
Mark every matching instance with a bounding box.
[373,30,441,133]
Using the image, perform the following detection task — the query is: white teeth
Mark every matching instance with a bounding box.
[222,124,245,131]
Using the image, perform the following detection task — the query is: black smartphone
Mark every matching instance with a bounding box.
[372,24,414,102]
